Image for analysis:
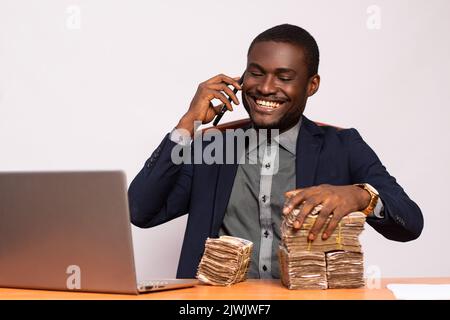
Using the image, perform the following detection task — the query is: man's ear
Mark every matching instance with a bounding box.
[307,74,320,97]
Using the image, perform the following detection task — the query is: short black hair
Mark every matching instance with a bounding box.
[248,24,320,77]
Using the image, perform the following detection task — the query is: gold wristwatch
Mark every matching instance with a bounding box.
[354,183,379,216]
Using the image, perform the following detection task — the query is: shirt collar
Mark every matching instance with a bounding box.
[274,117,302,155]
[245,117,302,156]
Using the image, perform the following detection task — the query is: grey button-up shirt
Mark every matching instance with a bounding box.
[219,119,301,279]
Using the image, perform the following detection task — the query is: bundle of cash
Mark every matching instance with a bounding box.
[326,251,365,289]
[279,206,366,290]
[281,210,366,253]
[278,247,327,290]
[196,235,253,286]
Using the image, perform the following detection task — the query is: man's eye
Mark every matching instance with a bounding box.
[250,72,263,76]
[279,77,292,82]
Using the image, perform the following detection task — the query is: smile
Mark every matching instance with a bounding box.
[247,96,286,114]
[255,99,282,109]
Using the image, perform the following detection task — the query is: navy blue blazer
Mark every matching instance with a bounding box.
[128,116,423,278]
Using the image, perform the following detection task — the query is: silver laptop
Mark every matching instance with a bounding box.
[0,171,197,295]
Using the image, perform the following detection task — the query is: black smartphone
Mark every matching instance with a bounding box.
[213,72,245,126]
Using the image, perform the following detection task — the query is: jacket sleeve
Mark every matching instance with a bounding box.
[344,128,424,242]
[128,133,193,228]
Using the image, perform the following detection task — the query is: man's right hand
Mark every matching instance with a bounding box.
[176,74,242,137]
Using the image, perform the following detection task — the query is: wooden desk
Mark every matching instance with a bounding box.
[0,278,448,300]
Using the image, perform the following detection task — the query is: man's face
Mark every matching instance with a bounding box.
[242,41,319,131]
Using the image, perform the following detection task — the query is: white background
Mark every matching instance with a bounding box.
[1,0,449,280]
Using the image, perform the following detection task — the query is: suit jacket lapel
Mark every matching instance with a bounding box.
[210,162,239,236]
[210,123,251,236]
[296,116,324,188]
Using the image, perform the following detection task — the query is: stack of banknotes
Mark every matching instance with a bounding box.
[279,248,328,289]
[196,235,253,286]
[279,206,366,289]
[326,251,365,289]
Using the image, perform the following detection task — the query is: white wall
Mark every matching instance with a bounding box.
[1,0,449,280]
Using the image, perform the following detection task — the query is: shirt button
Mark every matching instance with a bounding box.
[264,230,269,238]
[262,265,267,272]
[265,163,271,169]
[261,195,267,202]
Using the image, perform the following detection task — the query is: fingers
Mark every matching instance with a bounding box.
[209,83,240,105]
[282,191,303,215]
[206,74,242,91]
[282,184,353,241]
[201,74,242,112]
[210,103,224,115]
[207,90,234,111]
[284,189,302,199]
[283,187,314,215]
[308,203,334,241]
[322,207,345,240]
[293,199,320,230]
[205,103,225,121]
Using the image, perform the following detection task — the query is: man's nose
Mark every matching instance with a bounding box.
[256,75,277,95]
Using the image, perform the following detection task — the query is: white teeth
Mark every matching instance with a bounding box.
[255,99,281,109]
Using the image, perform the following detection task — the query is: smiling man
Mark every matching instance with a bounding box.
[128,24,423,279]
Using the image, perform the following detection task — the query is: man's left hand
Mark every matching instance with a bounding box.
[283,184,370,241]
